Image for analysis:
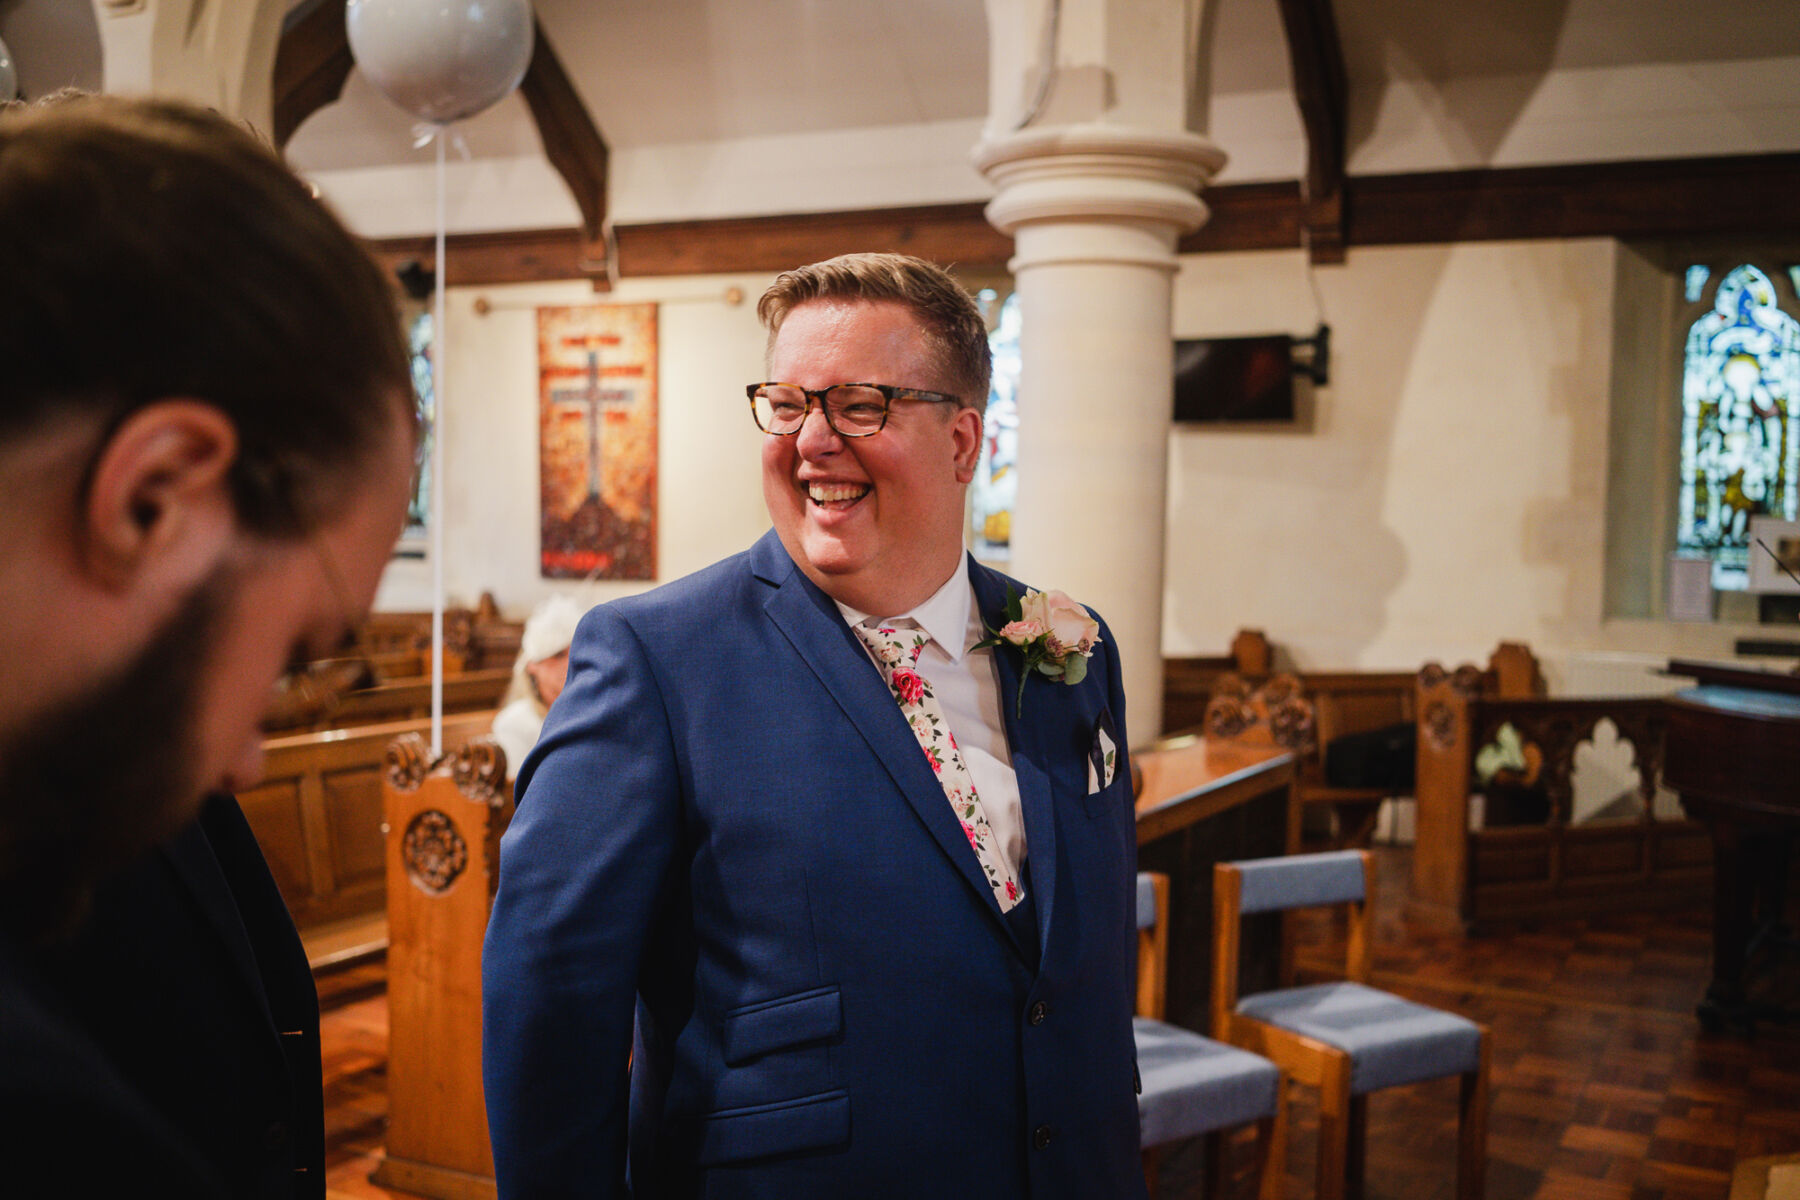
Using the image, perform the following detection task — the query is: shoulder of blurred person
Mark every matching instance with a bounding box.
[36,793,325,1199]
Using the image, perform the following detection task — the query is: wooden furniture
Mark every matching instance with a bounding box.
[357,591,523,673]
[1200,670,1415,849]
[1662,659,1800,1034]
[373,733,513,1200]
[1214,851,1490,1200]
[1410,664,1710,930]
[266,592,525,733]
[236,709,498,969]
[1134,735,1296,1033]
[1134,870,1285,1200]
[1161,629,1274,734]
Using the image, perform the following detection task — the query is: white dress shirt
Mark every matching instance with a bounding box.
[836,565,1027,882]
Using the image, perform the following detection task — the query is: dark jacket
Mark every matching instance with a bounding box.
[1,926,229,1197]
[37,792,325,1199]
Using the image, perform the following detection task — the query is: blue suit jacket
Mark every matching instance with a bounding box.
[483,531,1144,1199]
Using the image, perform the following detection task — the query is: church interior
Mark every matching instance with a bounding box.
[4,0,1799,1196]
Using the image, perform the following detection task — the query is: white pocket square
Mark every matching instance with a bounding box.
[1086,722,1118,794]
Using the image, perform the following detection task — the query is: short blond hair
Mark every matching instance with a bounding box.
[757,253,991,413]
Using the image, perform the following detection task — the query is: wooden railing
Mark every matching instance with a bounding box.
[1410,668,1710,929]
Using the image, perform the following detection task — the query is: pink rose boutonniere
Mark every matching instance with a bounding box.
[975,586,1102,715]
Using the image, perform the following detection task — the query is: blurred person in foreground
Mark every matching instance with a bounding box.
[0,92,417,1197]
[483,253,1144,1198]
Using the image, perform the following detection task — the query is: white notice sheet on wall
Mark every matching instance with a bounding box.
[1667,554,1714,622]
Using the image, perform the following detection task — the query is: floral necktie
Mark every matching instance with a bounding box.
[854,621,1022,912]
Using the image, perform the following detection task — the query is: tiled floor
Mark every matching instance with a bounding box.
[321,846,1800,1199]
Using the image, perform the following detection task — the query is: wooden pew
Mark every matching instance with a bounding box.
[236,709,499,970]
[1162,628,1273,734]
[356,591,524,674]
[1192,641,1543,850]
[1410,658,1710,930]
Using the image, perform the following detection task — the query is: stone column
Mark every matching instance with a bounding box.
[974,0,1225,742]
[92,0,287,133]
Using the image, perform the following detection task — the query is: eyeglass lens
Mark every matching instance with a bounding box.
[752,385,888,436]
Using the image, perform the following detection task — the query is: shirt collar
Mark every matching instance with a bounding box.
[834,557,973,664]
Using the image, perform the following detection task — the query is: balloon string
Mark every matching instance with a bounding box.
[429,125,446,759]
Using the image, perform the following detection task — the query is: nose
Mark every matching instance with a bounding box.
[793,404,844,459]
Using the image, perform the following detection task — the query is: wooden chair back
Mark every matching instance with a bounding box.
[1135,871,1171,1021]
[1211,850,1373,1039]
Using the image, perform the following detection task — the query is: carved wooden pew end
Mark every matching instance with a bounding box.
[374,732,512,1199]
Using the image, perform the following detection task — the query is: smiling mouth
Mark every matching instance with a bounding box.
[807,482,870,509]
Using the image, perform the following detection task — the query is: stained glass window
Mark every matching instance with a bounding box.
[1677,264,1800,589]
[1684,265,1710,304]
[404,309,434,545]
[971,289,1021,559]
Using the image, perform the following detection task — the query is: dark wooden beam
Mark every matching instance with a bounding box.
[1179,181,1305,254]
[517,18,609,268]
[272,0,352,148]
[1273,0,1348,264]
[365,153,1800,288]
[1346,153,1800,246]
[615,203,1012,277]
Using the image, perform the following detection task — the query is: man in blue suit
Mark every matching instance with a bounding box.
[483,253,1144,1198]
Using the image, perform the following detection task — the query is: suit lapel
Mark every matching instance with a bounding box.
[969,562,1059,965]
[753,535,1013,934]
[159,804,278,1034]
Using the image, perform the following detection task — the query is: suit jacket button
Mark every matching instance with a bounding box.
[1032,1124,1054,1150]
[1029,1001,1049,1025]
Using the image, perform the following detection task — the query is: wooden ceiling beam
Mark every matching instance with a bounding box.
[1273,0,1349,264]
[271,0,353,149]
[517,18,610,273]
[364,153,1800,288]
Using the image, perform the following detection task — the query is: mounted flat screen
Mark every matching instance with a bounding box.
[1172,335,1295,424]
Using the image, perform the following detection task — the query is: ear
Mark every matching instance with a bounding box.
[950,405,984,485]
[81,401,240,591]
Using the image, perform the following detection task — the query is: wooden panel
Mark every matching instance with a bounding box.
[1470,829,1550,886]
[324,765,388,889]
[1559,830,1646,877]
[236,779,312,905]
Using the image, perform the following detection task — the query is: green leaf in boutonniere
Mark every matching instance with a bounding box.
[975,586,1103,718]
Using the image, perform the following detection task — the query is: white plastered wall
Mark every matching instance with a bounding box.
[1162,239,1766,692]
[374,272,777,620]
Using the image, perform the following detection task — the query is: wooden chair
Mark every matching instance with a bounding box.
[1212,852,1488,1200]
[1134,871,1286,1200]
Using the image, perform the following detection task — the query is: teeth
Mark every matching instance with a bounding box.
[808,483,869,503]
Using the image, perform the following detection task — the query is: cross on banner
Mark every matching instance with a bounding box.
[547,348,634,500]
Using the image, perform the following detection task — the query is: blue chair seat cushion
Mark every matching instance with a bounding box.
[1133,1017,1281,1147]
[1236,981,1481,1095]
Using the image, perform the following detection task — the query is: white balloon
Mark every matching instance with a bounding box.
[346,0,534,125]
[0,35,17,103]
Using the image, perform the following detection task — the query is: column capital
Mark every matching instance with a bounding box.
[973,123,1226,240]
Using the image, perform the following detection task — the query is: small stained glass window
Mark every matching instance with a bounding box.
[405,309,435,542]
[1684,265,1710,304]
[1676,264,1800,588]
[971,290,1021,559]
